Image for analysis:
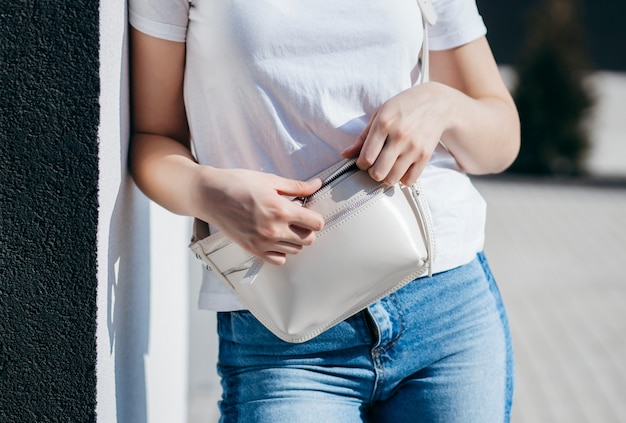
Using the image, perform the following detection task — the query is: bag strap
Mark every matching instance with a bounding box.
[417,0,438,26]
[416,0,438,84]
[411,0,438,275]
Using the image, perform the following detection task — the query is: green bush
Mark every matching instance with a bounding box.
[509,0,595,176]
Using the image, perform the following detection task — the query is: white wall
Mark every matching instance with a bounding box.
[97,1,191,421]
[188,259,221,423]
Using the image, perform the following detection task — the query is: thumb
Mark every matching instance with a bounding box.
[341,119,371,158]
[274,176,323,197]
[340,141,362,159]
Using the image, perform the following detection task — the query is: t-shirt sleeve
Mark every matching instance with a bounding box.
[428,0,487,51]
[128,0,190,42]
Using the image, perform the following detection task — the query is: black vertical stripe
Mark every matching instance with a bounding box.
[0,1,100,421]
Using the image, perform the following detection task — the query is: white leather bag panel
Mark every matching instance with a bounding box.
[190,160,434,343]
[236,183,430,342]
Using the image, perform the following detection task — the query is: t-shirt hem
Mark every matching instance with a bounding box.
[429,25,487,51]
[198,291,245,312]
[129,9,187,42]
[430,248,483,275]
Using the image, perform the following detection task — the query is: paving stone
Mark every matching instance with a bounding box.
[475,179,626,423]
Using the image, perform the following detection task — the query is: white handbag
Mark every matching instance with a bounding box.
[190,159,436,342]
[189,0,438,343]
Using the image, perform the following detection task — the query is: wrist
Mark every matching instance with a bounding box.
[423,81,463,140]
[187,164,223,220]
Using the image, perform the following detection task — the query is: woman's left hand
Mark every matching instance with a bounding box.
[342,82,452,187]
[342,37,521,185]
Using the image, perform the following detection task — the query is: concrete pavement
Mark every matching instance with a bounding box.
[476,177,626,423]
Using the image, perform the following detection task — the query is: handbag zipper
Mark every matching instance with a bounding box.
[321,185,387,228]
[318,159,359,189]
[295,160,359,206]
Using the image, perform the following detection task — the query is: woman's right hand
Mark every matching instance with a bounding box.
[191,167,325,265]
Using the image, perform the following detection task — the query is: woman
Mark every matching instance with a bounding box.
[129,0,520,421]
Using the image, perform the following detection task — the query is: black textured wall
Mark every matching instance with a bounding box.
[0,1,100,421]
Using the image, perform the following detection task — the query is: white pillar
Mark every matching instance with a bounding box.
[97,1,190,421]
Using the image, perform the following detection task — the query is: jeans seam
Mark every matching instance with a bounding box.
[378,294,404,353]
[478,252,515,422]
[370,346,385,403]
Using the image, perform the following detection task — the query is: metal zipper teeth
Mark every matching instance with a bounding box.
[311,162,359,201]
[298,160,359,205]
[322,185,387,228]
[365,309,380,341]
[320,159,359,189]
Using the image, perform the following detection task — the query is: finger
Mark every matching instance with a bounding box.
[244,236,301,263]
[261,240,307,265]
[261,251,287,266]
[400,162,425,186]
[270,178,325,231]
[366,139,401,182]
[253,216,317,250]
[259,228,314,265]
[288,224,316,245]
[341,118,372,158]
[269,240,304,255]
[290,206,324,232]
[275,176,323,197]
[383,149,428,185]
[356,112,389,171]
[259,226,315,250]
[340,142,361,159]
[275,188,324,233]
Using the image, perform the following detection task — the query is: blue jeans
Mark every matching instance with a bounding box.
[216,252,514,422]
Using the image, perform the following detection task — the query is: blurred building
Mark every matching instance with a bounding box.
[478,0,626,71]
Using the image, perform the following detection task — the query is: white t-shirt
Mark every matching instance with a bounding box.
[129,0,489,311]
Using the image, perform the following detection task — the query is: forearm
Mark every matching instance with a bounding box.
[129,133,203,217]
[428,37,520,175]
[440,85,520,175]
